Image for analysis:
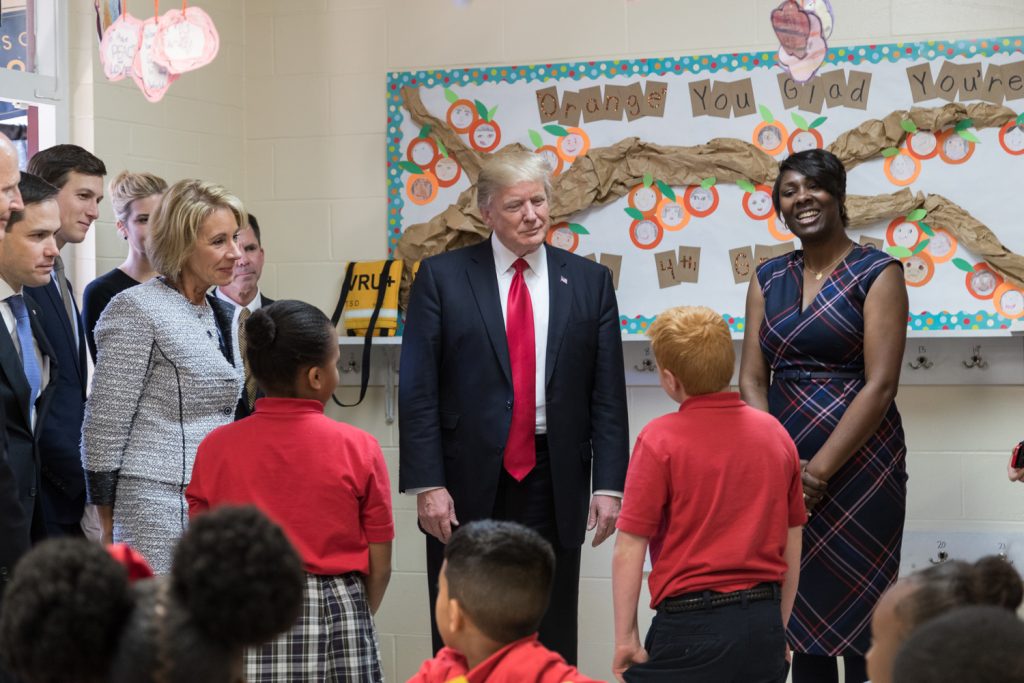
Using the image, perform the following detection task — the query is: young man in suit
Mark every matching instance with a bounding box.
[399,151,629,664]
[25,145,105,538]
[0,132,25,615]
[0,172,60,597]
[211,213,274,419]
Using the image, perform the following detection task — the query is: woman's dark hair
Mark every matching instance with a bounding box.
[772,148,849,226]
[245,300,335,395]
[0,506,304,683]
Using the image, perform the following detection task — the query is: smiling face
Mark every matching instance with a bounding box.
[971,270,997,297]
[1001,288,1024,317]
[890,153,917,180]
[55,171,104,247]
[179,207,241,292]
[759,125,782,149]
[891,222,919,248]
[409,139,436,167]
[450,104,474,130]
[434,157,459,183]
[790,130,818,153]
[633,186,658,212]
[118,193,162,259]
[661,203,682,225]
[473,123,496,148]
[549,226,575,250]
[903,255,930,285]
[749,190,773,217]
[0,199,61,289]
[776,169,844,244]
[943,134,968,159]
[481,180,549,257]
[910,131,937,156]
[561,132,584,156]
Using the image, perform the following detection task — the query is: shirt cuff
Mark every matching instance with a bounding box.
[593,490,623,498]
[405,486,444,495]
[85,469,119,507]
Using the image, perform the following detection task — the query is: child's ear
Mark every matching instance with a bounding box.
[306,365,322,391]
[448,597,466,634]
[659,367,679,392]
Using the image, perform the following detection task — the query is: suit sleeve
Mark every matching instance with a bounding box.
[81,293,155,506]
[589,266,629,492]
[398,259,446,492]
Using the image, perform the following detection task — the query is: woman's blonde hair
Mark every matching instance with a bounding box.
[108,171,168,224]
[147,179,246,282]
[476,151,552,213]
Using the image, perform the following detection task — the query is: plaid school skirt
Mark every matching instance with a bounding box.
[245,572,383,682]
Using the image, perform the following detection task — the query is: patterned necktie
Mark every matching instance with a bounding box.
[237,307,257,410]
[53,256,77,340]
[7,294,42,422]
[503,258,536,481]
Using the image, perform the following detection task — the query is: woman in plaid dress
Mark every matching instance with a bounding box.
[740,150,909,683]
[188,300,394,683]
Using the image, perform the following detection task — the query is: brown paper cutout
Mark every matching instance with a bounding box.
[602,85,627,121]
[579,86,607,124]
[859,235,884,250]
[1002,60,1024,101]
[640,81,669,118]
[906,64,938,103]
[655,250,682,288]
[753,244,776,268]
[729,246,755,284]
[580,253,596,262]
[676,246,701,283]
[720,78,756,117]
[535,86,561,123]
[777,72,802,109]
[846,71,872,111]
[689,79,715,116]
[948,62,986,101]
[817,69,849,111]
[934,61,962,102]
[777,72,825,112]
[600,253,623,289]
[558,90,584,127]
[773,242,796,258]
[620,82,646,121]
[978,64,1006,105]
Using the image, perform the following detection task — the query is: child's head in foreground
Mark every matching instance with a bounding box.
[436,520,555,649]
[866,555,1023,683]
[0,506,305,683]
[892,605,1024,683]
[647,305,734,399]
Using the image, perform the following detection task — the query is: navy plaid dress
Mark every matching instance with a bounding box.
[757,243,907,656]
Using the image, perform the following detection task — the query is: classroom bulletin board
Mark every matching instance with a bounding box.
[386,36,1024,336]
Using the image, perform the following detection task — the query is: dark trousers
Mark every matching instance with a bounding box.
[791,653,867,683]
[623,596,787,683]
[425,437,581,664]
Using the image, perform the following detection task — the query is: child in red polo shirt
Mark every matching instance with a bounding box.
[612,306,806,683]
[187,300,393,683]
[408,520,601,683]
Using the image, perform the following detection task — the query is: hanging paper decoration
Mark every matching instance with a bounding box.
[771,0,834,84]
[99,10,142,81]
[153,5,219,73]
[98,0,220,103]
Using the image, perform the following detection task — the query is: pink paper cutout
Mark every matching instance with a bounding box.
[773,0,830,84]
[132,16,178,103]
[99,12,143,82]
[152,6,220,74]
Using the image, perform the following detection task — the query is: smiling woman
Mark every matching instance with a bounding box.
[739,149,910,683]
[82,179,245,574]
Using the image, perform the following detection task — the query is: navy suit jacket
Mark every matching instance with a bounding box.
[25,279,88,528]
[210,293,275,420]
[398,240,629,547]
[0,294,58,608]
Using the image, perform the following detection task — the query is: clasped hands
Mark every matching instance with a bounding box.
[800,459,828,513]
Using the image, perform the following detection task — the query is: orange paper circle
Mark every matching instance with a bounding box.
[965,263,1002,300]
[433,156,462,188]
[546,222,579,253]
[787,128,823,155]
[405,173,438,205]
[886,217,922,250]
[656,197,690,231]
[766,214,793,242]
[536,146,563,175]
[901,253,934,288]
[468,119,501,152]
[683,185,719,218]
[993,283,1024,319]
[628,184,662,214]
[556,127,591,163]
[924,227,957,263]
[406,137,439,169]
[629,218,663,250]
[742,184,775,221]
[998,121,1024,156]
[883,151,921,187]
[906,130,939,160]
[937,130,975,164]
[752,121,788,155]
[446,99,478,133]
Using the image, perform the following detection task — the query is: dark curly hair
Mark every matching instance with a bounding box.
[0,506,304,683]
[245,300,335,396]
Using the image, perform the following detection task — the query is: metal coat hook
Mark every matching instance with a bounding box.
[340,353,360,374]
[963,345,989,369]
[634,346,656,372]
[908,345,933,370]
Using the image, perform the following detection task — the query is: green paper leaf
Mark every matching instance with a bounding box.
[625,207,645,221]
[886,245,912,259]
[912,239,930,255]
[952,257,975,273]
[474,99,488,120]
[955,118,974,132]
[809,116,827,130]
[398,161,424,175]
[436,139,448,158]
[906,208,927,222]
[881,147,900,158]
[528,129,544,149]
[736,178,756,194]
[1017,112,1024,126]
[958,129,980,143]
[700,176,717,189]
[487,105,499,121]
[569,223,589,235]
[791,112,809,130]
[918,221,935,236]
[759,104,774,123]
[543,124,568,137]
[900,118,918,134]
[418,124,431,139]
[655,180,676,201]
[444,88,458,104]
[643,172,653,188]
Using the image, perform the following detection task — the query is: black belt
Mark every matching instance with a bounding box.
[658,583,780,613]
[773,369,863,381]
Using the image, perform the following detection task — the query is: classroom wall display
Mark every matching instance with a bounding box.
[386,36,1024,336]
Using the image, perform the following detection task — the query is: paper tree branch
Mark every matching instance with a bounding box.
[395,86,1024,290]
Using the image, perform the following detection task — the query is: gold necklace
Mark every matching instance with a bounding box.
[806,243,854,281]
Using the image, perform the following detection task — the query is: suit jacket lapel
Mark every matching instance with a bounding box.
[0,321,32,429]
[466,241,512,385]
[545,244,570,388]
[43,279,83,381]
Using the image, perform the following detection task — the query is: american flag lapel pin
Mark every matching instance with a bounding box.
[560,275,568,285]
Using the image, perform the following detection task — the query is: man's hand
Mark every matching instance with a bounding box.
[612,640,648,682]
[587,494,620,547]
[417,488,459,543]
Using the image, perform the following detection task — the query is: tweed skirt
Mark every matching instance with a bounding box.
[112,475,189,575]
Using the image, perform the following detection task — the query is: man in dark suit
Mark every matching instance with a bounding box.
[399,152,629,664]
[25,145,105,538]
[0,132,25,615]
[0,171,61,609]
[211,213,274,419]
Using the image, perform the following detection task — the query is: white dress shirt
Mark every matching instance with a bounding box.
[214,288,263,366]
[0,277,51,429]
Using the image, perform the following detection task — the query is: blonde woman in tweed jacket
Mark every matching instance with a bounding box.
[82,179,244,573]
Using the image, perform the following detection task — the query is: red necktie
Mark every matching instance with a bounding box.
[504,258,536,481]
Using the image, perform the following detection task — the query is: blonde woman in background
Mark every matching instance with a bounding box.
[81,170,166,361]
[82,179,244,573]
